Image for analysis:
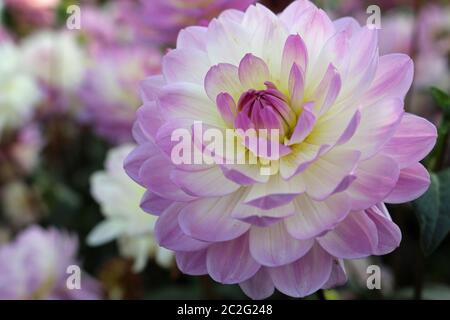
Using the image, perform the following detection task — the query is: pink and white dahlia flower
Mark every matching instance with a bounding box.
[125,0,437,299]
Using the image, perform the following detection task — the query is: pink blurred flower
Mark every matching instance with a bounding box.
[80,4,132,51]
[335,0,412,15]
[377,5,450,91]
[417,4,450,55]
[415,5,450,89]
[5,0,60,27]
[80,46,162,144]
[0,226,101,299]
[9,124,43,174]
[118,0,256,45]
[379,12,413,55]
[124,0,436,299]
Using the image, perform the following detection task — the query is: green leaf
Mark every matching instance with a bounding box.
[413,169,450,255]
[430,87,450,114]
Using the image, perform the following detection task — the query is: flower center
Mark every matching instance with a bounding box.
[235,82,295,138]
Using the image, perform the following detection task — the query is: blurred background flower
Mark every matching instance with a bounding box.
[118,0,257,46]
[0,38,41,135]
[0,226,101,299]
[79,46,161,144]
[87,144,173,272]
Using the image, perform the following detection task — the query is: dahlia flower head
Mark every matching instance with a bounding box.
[0,226,101,299]
[125,1,437,299]
[119,0,256,45]
[87,145,173,272]
[80,47,161,144]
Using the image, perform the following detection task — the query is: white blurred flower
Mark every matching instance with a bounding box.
[0,41,41,135]
[87,144,173,272]
[21,30,87,91]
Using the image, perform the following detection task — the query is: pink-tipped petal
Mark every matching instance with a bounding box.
[269,243,332,298]
[345,98,404,160]
[280,143,329,179]
[221,161,270,185]
[159,83,223,126]
[333,17,360,36]
[279,0,317,27]
[280,34,308,90]
[301,148,361,200]
[171,166,240,197]
[364,54,414,105]
[163,48,210,84]
[366,206,401,255]
[244,174,306,210]
[346,154,400,211]
[207,233,261,284]
[178,192,250,242]
[238,53,271,90]
[155,118,194,158]
[177,26,208,51]
[318,211,378,259]
[216,92,237,127]
[307,106,361,148]
[206,18,251,65]
[155,203,210,252]
[136,102,163,142]
[289,8,334,70]
[385,162,431,204]
[138,155,195,202]
[336,26,379,103]
[285,192,351,240]
[124,142,154,184]
[232,201,295,226]
[288,63,306,113]
[140,191,173,216]
[249,222,314,267]
[176,250,208,276]
[286,102,316,145]
[140,75,165,102]
[239,268,275,300]
[381,113,437,169]
[132,122,148,144]
[311,63,341,115]
[205,63,242,102]
[322,259,347,289]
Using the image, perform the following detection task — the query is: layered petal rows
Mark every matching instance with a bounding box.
[124,0,437,299]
